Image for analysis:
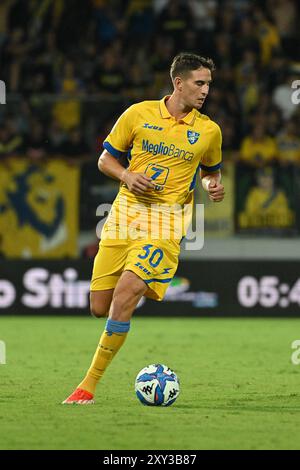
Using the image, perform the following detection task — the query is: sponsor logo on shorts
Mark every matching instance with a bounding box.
[135,262,151,276]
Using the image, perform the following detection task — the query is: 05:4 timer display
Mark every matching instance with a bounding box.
[237,276,300,308]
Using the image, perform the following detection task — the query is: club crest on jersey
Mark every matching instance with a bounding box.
[187,130,200,144]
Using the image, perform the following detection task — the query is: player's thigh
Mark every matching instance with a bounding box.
[124,240,180,301]
[91,242,127,291]
[90,242,128,317]
[90,289,114,318]
[108,270,148,322]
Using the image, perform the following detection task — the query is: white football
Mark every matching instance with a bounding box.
[135,363,180,406]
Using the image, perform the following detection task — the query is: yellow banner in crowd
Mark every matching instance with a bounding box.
[0,158,79,258]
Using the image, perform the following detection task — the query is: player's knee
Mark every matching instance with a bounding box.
[90,303,108,318]
[90,290,113,318]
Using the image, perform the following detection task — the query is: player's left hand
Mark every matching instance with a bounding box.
[207,181,225,202]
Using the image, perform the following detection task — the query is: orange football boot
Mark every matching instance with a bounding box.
[62,388,95,405]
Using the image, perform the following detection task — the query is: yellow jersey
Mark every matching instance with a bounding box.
[240,136,277,166]
[102,95,222,241]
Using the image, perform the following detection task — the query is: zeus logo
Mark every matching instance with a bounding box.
[0,80,6,104]
[162,268,171,275]
[143,123,163,131]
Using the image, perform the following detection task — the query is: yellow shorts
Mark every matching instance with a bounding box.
[90,238,180,301]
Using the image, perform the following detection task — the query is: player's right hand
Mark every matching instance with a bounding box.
[122,170,155,195]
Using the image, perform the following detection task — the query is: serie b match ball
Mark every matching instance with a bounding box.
[135,364,180,406]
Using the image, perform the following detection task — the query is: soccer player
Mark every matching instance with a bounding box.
[63,53,225,404]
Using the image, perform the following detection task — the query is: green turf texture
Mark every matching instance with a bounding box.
[0,316,299,450]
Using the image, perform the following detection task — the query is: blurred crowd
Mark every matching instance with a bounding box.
[0,0,300,168]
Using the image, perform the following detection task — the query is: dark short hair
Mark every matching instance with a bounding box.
[170,53,216,81]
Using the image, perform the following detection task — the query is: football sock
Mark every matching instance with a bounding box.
[78,319,130,395]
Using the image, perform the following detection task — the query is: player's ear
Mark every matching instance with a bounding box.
[174,76,183,92]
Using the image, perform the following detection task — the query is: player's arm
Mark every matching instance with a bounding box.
[200,169,225,202]
[98,150,154,196]
[200,123,224,202]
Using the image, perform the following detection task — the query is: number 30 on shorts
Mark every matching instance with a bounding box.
[138,244,164,268]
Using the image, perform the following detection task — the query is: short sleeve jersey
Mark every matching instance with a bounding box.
[102,96,222,241]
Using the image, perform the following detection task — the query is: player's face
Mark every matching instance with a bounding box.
[180,68,212,110]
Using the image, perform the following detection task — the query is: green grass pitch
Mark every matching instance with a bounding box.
[0,316,300,450]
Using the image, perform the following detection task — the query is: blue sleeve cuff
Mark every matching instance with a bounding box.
[200,162,221,172]
[103,141,127,159]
